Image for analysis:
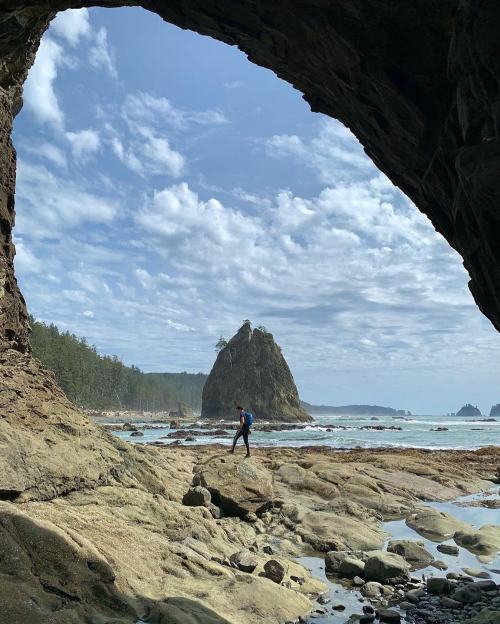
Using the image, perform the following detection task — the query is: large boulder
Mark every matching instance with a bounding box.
[406,507,470,541]
[201,322,311,422]
[338,557,366,579]
[363,551,410,583]
[387,540,434,569]
[453,583,483,604]
[453,525,500,557]
[193,455,273,516]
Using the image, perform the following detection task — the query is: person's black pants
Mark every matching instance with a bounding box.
[231,426,250,453]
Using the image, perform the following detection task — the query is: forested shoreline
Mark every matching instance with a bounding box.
[29,316,207,411]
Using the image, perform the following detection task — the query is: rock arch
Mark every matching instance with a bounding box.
[1,0,500,353]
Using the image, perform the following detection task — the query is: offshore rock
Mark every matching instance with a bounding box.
[202,322,311,422]
[456,404,482,417]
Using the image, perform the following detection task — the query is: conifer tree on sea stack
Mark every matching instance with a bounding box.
[201,321,311,422]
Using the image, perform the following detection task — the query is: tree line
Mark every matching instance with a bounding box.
[29,316,207,411]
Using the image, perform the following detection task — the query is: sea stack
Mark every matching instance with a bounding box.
[202,321,311,422]
[456,403,482,417]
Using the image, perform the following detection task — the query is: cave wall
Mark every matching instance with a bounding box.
[1,0,500,351]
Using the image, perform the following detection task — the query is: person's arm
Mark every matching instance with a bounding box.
[239,414,245,429]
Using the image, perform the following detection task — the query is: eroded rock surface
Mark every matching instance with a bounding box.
[202,322,310,422]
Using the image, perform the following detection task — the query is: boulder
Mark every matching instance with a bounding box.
[453,583,483,604]
[229,550,258,573]
[454,525,500,557]
[262,559,286,584]
[364,551,410,583]
[361,582,385,599]
[387,540,434,569]
[182,486,212,508]
[431,560,448,570]
[338,557,365,579]
[377,609,401,624]
[193,455,273,516]
[201,322,311,422]
[427,577,452,595]
[462,567,490,578]
[325,551,350,574]
[437,544,459,556]
[406,507,470,541]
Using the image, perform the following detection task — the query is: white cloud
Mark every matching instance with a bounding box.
[65,128,101,160]
[23,38,66,128]
[266,118,374,183]
[137,128,185,177]
[51,8,91,46]
[23,141,67,167]
[137,182,258,243]
[82,310,95,318]
[16,160,118,236]
[110,137,144,175]
[122,92,227,130]
[14,239,42,274]
[89,27,117,78]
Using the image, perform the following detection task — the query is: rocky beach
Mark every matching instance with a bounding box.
[1,352,499,623]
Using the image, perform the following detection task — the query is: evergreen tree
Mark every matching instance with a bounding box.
[28,316,207,411]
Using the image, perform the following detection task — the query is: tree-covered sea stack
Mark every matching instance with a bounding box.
[202,321,311,422]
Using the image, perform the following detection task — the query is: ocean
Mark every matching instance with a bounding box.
[111,412,499,450]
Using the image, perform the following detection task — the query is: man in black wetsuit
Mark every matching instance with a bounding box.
[230,405,253,457]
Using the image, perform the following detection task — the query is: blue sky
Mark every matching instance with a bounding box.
[12,7,500,414]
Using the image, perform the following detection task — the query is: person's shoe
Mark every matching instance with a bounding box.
[245,453,250,458]
[229,449,234,454]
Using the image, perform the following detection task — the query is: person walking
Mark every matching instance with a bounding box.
[230,405,253,457]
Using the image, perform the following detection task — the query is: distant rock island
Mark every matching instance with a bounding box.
[456,403,482,417]
[490,404,500,417]
[301,401,411,417]
[202,321,311,422]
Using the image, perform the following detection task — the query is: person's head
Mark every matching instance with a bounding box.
[236,405,244,412]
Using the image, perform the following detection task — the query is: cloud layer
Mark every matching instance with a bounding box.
[13,7,500,414]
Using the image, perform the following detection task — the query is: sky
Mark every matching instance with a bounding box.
[12,7,500,414]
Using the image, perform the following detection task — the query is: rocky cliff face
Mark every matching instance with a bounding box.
[2,1,500,347]
[202,322,311,422]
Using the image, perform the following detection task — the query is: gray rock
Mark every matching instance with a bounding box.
[361,582,385,599]
[427,577,453,595]
[400,601,416,611]
[182,486,212,507]
[262,559,286,584]
[437,544,459,556]
[431,560,448,570]
[229,550,258,573]
[440,596,462,608]
[387,540,434,568]
[474,580,497,592]
[339,557,366,579]
[364,551,410,583]
[453,584,483,604]
[377,609,401,624]
[325,551,350,574]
